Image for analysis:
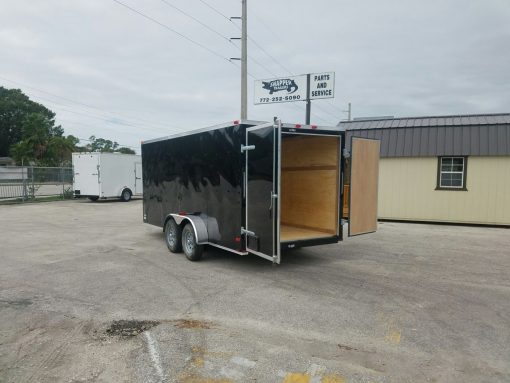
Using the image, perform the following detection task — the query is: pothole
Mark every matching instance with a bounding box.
[105,320,160,338]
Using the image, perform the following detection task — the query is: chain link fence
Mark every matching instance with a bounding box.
[0,166,73,201]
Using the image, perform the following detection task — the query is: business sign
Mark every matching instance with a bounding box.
[309,72,335,100]
[254,75,307,104]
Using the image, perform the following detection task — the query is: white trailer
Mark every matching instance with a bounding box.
[72,152,142,202]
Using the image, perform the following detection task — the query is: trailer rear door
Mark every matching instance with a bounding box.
[73,153,100,196]
[348,137,380,236]
[245,122,281,263]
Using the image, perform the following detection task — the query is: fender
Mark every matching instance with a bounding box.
[166,214,209,245]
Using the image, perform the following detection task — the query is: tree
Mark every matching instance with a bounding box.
[87,135,119,152]
[9,112,67,165]
[44,135,79,166]
[2,86,137,164]
[0,87,56,157]
[116,147,136,154]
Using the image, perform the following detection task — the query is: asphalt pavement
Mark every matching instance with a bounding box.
[0,199,509,382]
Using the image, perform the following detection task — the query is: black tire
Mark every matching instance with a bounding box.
[88,196,99,201]
[120,189,132,202]
[164,219,182,253]
[181,223,203,261]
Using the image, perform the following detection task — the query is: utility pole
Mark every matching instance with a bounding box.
[241,0,247,120]
[343,102,352,121]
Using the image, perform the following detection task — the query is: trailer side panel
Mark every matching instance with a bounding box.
[142,125,245,250]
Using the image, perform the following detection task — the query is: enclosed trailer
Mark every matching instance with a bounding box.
[142,120,379,263]
[72,152,142,202]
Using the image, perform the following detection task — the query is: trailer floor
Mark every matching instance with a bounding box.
[280,224,333,241]
[0,200,509,383]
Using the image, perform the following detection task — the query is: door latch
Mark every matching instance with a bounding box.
[241,227,255,237]
[241,145,255,153]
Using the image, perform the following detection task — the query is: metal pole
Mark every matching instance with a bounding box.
[348,102,352,121]
[21,159,25,202]
[305,74,311,124]
[31,166,34,199]
[241,0,247,120]
[61,166,64,199]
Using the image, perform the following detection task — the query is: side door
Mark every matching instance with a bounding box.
[134,162,143,195]
[348,137,380,236]
[245,121,281,263]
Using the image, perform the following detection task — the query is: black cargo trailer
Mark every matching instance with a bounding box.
[142,120,380,264]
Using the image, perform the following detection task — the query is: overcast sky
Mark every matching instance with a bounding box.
[1,0,509,152]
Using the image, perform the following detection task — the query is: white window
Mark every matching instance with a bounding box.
[438,157,466,189]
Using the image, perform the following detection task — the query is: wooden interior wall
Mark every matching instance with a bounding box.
[349,138,380,235]
[281,135,339,233]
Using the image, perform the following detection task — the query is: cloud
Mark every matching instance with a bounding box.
[0,0,509,151]
[0,28,40,48]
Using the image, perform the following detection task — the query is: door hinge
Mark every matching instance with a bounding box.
[241,145,255,153]
[241,227,255,236]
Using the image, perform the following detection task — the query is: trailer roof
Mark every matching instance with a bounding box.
[142,120,341,145]
[71,152,140,157]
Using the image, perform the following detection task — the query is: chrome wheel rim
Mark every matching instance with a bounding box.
[123,191,129,200]
[166,223,176,246]
[184,230,194,254]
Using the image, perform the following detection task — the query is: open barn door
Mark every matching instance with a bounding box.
[244,121,281,263]
[349,137,380,236]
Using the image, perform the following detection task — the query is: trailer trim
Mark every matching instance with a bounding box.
[169,214,209,244]
[246,248,275,262]
[205,242,248,256]
[281,235,340,250]
[143,120,266,145]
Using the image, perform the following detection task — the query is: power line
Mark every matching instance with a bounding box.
[197,0,232,22]
[238,7,344,121]
[74,136,138,150]
[157,0,274,79]
[23,92,167,134]
[112,0,232,64]
[193,1,293,78]
[160,0,232,44]
[312,103,343,121]
[0,76,177,131]
[25,92,189,137]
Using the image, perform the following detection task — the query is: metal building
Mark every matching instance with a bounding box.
[341,113,510,225]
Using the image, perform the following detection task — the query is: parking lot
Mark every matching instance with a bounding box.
[0,200,509,383]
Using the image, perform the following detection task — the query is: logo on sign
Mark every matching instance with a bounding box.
[262,79,298,95]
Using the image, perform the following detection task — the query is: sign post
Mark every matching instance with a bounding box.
[254,71,335,124]
[306,74,311,124]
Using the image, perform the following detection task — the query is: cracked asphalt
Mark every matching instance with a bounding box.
[0,199,509,382]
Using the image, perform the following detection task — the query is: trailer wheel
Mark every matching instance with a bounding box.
[164,219,182,253]
[182,223,203,261]
[88,196,99,201]
[120,188,132,202]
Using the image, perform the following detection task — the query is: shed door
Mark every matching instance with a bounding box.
[245,122,281,263]
[349,137,380,236]
[135,162,143,194]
